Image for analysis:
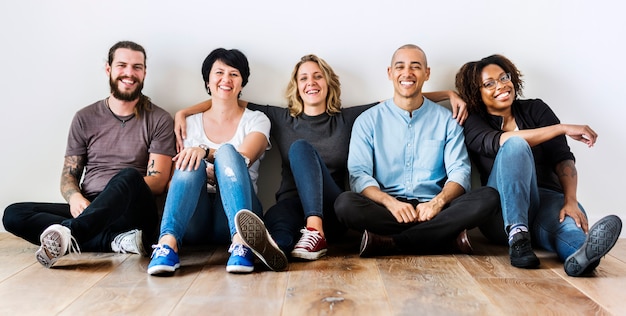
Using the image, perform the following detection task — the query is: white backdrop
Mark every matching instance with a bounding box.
[1,0,624,236]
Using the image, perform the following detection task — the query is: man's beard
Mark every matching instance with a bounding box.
[109,75,144,101]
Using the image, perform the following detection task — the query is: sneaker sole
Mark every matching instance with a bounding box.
[510,255,540,269]
[235,210,288,272]
[564,215,622,277]
[226,265,254,273]
[147,263,180,275]
[36,229,65,268]
[359,231,370,257]
[291,248,327,261]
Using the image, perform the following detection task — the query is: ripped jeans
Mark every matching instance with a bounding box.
[158,144,262,247]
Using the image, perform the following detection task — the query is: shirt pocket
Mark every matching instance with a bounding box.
[416,139,444,171]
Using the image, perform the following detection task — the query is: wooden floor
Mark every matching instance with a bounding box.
[1,230,625,316]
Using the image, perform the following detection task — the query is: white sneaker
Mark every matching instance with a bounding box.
[36,224,80,268]
[111,229,146,256]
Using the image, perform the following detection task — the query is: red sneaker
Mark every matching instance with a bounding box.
[291,227,327,260]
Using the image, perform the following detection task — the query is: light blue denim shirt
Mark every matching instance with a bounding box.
[348,97,471,201]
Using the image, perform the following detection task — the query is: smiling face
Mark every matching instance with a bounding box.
[206,59,243,100]
[479,64,516,115]
[106,48,146,101]
[388,47,430,101]
[297,61,328,109]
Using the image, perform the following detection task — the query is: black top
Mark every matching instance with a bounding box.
[463,98,575,192]
[249,102,377,201]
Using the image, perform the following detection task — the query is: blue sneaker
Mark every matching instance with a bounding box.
[226,243,254,273]
[147,244,180,275]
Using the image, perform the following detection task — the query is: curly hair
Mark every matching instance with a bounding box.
[285,54,341,117]
[455,54,524,116]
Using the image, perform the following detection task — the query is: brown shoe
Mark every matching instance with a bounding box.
[359,230,397,257]
[454,229,474,254]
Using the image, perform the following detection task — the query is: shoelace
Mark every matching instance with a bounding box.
[228,244,249,257]
[113,231,137,253]
[294,229,322,249]
[43,232,81,257]
[68,235,81,255]
[151,245,171,258]
[512,239,532,254]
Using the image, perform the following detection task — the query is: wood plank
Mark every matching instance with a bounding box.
[0,234,38,282]
[556,255,626,315]
[283,254,391,316]
[472,277,608,315]
[0,232,624,315]
[0,251,127,315]
[59,246,217,316]
[170,246,287,315]
[377,255,502,315]
[609,238,626,263]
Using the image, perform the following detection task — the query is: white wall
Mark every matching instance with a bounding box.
[1,0,624,235]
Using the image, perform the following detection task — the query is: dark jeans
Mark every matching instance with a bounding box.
[2,168,158,252]
[334,187,500,253]
[263,140,346,253]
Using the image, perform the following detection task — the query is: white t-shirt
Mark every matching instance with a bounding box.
[183,108,271,193]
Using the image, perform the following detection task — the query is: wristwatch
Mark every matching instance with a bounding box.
[198,144,210,159]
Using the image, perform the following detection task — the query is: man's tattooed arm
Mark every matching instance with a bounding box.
[60,155,86,202]
[143,154,174,195]
[147,159,161,177]
[556,159,578,179]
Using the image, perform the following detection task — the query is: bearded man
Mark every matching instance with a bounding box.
[2,41,176,268]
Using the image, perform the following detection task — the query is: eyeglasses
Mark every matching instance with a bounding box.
[482,73,511,90]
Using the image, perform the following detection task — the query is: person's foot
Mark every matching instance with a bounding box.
[509,231,540,269]
[35,224,80,268]
[226,243,255,274]
[291,227,328,260]
[147,244,180,275]
[235,210,288,271]
[359,230,398,258]
[111,229,146,256]
[564,215,622,277]
[454,229,474,254]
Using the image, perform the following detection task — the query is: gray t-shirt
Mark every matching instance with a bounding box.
[65,99,176,197]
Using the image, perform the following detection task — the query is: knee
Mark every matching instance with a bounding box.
[501,137,531,155]
[118,167,142,179]
[288,139,314,159]
[2,203,23,233]
[333,192,356,218]
[483,187,501,209]
[215,143,237,161]
[171,160,207,181]
[214,144,244,169]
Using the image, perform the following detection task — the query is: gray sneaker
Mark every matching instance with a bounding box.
[564,215,622,277]
[111,229,146,256]
[235,209,288,272]
[36,224,80,268]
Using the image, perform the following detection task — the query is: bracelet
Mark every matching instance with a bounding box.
[198,144,210,159]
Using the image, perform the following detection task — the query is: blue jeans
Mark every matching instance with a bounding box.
[158,144,262,247]
[482,137,586,261]
[263,140,345,253]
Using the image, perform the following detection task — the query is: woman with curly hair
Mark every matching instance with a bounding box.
[455,54,621,276]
